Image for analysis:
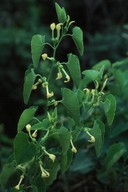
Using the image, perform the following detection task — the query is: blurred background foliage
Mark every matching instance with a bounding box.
[0,0,128,191]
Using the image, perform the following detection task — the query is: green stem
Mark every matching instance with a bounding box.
[47,31,67,82]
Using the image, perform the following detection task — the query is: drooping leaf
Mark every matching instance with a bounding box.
[14,132,37,164]
[23,67,36,104]
[66,54,81,88]
[72,26,84,56]
[55,3,67,23]
[17,106,38,132]
[59,126,71,155]
[103,142,126,171]
[31,34,45,68]
[90,120,105,157]
[103,94,116,126]
[61,88,80,124]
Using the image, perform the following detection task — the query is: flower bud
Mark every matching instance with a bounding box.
[32,130,37,138]
[70,138,77,153]
[42,53,48,60]
[43,148,56,162]
[47,91,54,99]
[88,135,95,143]
[71,146,77,153]
[26,124,31,132]
[32,85,37,90]
[15,175,24,191]
[38,79,43,83]
[56,23,62,31]
[48,153,56,162]
[41,170,50,178]
[56,71,63,80]
[50,23,56,30]
[64,74,70,83]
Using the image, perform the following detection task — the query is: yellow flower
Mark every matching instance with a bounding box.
[70,138,77,153]
[15,175,24,191]
[71,146,77,153]
[42,53,48,60]
[26,124,31,132]
[50,23,56,31]
[88,135,95,143]
[86,131,95,143]
[39,161,50,178]
[42,82,54,99]
[43,148,56,162]
[56,69,63,80]
[61,68,70,83]
[56,23,62,31]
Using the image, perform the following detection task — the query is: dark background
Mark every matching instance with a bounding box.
[0,0,128,136]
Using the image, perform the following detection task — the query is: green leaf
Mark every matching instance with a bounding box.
[34,176,46,192]
[31,119,50,131]
[0,162,20,188]
[113,69,125,88]
[111,122,128,138]
[72,26,84,56]
[103,94,116,126]
[66,54,81,88]
[55,3,67,23]
[23,67,36,104]
[92,60,111,71]
[14,132,37,164]
[59,126,71,155]
[61,150,73,173]
[31,34,45,68]
[76,89,84,106]
[90,120,105,157]
[104,142,126,171]
[70,149,95,174]
[82,69,99,82]
[17,106,38,132]
[61,88,80,124]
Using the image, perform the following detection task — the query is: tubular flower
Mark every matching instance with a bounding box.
[15,175,24,190]
[42,53,48,60]
[86,131,95,143]
[56,68,63,80]
[57,65,70,83]
[50,23,56,31]
[43,148,56,162]
[62,68,70,83]
[70,138,77,153]
[91,89,96,103]
[42,82,54,99]
[32,79,42,90]
[42,53,55,62]
[56,23,63,40]
[83,88,91,102]
[39,161,50,178]
[50,23,56,40]
[26,124,35,141]
[26,124,31,132]
[32,130,38,138]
